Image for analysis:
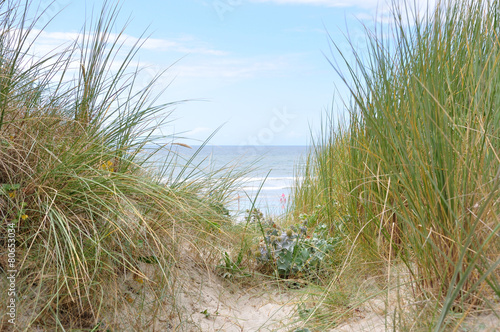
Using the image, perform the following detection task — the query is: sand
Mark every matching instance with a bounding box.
[176,265,297,331]
[109,259,499,331]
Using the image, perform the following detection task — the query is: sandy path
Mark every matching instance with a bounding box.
[177,265,298,331]
[175,266,500,332]
[114,260,498,331]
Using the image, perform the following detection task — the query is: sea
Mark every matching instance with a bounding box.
[156,145,308,219]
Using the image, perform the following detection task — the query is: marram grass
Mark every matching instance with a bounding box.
[0,1,240,330]
[292,0,500,329]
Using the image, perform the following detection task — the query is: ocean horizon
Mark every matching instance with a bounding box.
[154,144,309,217]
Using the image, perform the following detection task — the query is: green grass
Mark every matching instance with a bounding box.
[292,0,500,329]
[0,1,244,330]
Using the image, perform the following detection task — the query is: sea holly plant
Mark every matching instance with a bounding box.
[255,213,340,278]
[245,207,264,223]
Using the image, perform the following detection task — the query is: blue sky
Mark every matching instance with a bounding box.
[30,0,430,146]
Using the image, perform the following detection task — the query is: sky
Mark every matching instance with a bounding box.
[27,0,430,146]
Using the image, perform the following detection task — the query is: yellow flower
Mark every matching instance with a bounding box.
[21,214,28,220]
[8,192,15,198]
[100,160,115,172]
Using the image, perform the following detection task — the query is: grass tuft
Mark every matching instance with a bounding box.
[0,1,240,330]
[292,0,500,329]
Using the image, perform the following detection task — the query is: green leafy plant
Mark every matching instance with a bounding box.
[255,213,340,278]
[200,309,210,318]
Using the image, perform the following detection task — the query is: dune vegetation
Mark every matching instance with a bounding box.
[291,0,500,330]
[0,1,246,330]
[1,0,499,331]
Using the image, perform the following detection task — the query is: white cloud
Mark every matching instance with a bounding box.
[174,60,278,78]
[249,0,386,9]
[10,26,303,86]
[14,28,229,85]
[250,0,437,12]
[171,54,307,79]
[28,30,226,57]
